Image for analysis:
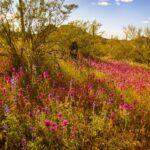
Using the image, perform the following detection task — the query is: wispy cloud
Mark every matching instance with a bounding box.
[115,0,134,3]
[92,0,134,7]
[142,18,150,24]
[97,0,111,7]
[115,0,134,5]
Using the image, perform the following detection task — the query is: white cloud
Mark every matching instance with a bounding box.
[115,0,134,5]
[142,20,149,24]
[115,0,134,3]
[97,0,111,6]
[142,18,150,24]
[93,0,134,7]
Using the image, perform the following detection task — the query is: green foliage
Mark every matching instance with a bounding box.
[0,0,78,76]
[101,27,150,65]
[48,21,105,59]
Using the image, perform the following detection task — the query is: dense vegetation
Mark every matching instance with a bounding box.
[0,0,150,149]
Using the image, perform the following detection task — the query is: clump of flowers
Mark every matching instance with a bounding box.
[42,71,50,80]
[119,102,133,112]
[62,119,69,127]
[45,120,52,127]
[45,120,58,132]
[0,60,150,149]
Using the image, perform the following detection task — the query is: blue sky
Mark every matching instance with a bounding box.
[65,0,150,38]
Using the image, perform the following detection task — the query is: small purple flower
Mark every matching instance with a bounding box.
[21,139,27,147]
[29,127,35,132]
[4,106,10,113]
[92,102,96,109]
[10,76,16,87]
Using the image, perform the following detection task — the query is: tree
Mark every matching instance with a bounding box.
[89,20,103,36]
[122,25,150,65]
[70,20,103,36]
[123,25,138,40]
[144,27,150,38]
[0,0,77,73]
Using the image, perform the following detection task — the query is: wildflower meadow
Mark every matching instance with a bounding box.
[0,0,150,149]
[0,58,150,149]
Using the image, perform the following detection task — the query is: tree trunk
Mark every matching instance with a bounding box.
[19,0,25,33]
[19,0,25,57]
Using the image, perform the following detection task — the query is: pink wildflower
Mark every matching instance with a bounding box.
[42,71,49,79]
[5,76,11,84]
[50,122,58,132]
[57,112,63,120]
[119,102,133,111]
[62,119,69,127]
[44,120,52,127]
